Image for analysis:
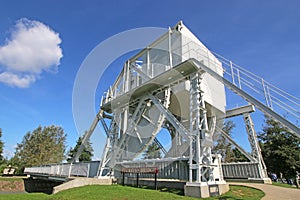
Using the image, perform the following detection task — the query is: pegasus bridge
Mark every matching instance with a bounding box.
[24,21,300,198]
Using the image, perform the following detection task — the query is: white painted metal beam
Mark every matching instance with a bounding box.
[225,105,255,118]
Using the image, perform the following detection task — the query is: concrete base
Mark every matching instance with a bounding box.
[184,181,229,198]
[53,177,114,194]
[118,178,186,189]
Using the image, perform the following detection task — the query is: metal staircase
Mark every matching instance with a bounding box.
[180,41,299,135]
[214,52,299,122]
[189,57,300,137]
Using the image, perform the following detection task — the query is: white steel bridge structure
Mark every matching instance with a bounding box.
[25,21,300,198]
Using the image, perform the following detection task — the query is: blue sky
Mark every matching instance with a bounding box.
[0,0,299,159]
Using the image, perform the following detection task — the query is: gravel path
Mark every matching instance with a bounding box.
[229,182,300,200]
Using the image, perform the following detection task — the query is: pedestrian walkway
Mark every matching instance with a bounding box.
[229,182,300,200]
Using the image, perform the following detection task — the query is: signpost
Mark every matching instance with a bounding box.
[121,167,159,190]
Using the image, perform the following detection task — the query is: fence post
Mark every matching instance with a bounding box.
[230,61,235,85]
[136,173,139,188]
[237,69,242,89]
[57,164,60,176]
[68,163,72,178]
[87,163,90,178]
[122,172,125,186]
[154,172,157,190]
[261,78,270,107]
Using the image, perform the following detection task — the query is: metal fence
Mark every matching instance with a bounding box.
[24,161,100,178]
[24,160,263,180]
[222,162,261,179]
[115,160,263,180]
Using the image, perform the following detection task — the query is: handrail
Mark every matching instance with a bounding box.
[191,58,300,137]
[180,41,299,128]
[24,162,92,178]
[101,37,299,129]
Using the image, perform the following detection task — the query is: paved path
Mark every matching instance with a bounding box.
[229,182,300,200]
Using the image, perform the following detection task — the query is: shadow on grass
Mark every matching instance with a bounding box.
[217,197,243,200]
[159,187,184,196]
[123,185,263,200]
[143,186,243,200]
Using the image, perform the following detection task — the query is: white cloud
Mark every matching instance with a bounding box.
[0,72,35,88]
[0,18,63,88]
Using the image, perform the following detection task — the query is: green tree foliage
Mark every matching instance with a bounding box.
[213,120,248,162]
[0,128,7,174]
[232,148,248,162]
[258,117,300,178]
[0,128,4,164]
[213,121,235,162]
[67,136,93,162]
[12,125,66,173]
[143,142,161,159]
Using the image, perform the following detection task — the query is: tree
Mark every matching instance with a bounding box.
[143,142,161,159]
[232,148,248,162]
[0,128,4,164]
[214,121,235,162]
[12,125,67,172]
[67,136,93,162]
[258,117,300,178]
[213,120,248,162]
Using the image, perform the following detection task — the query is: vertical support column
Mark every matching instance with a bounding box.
[106,114,120,176]
[185,71,227,198]
[168,27,173,69]
[189,73,199,182]
[189,72,213,183]
[98,136,111,177]
[243,113,268,179]
[188,128,193,182]
[121,59,129,146]
[122,63,126,94]
[146,48,151,77]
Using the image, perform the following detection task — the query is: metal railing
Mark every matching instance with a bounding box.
[213,51,300,120]
[180,40,299,129]
[222,162,261,179]
[101,36,299,128]
[24,162,93,178]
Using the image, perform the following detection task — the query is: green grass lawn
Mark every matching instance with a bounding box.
[0,177,25,181]
[211,185,265,200]
[0,192,48,200]
[0,185,265,200]
[272,181,299,189]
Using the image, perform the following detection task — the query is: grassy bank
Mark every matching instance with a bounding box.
[272,182,299,189]
[0,177,25,194]
[0,184,264,200]
[0,177,25,181]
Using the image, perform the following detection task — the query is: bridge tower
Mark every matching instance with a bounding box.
[97,21,228,197]
[72,21,300,198]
